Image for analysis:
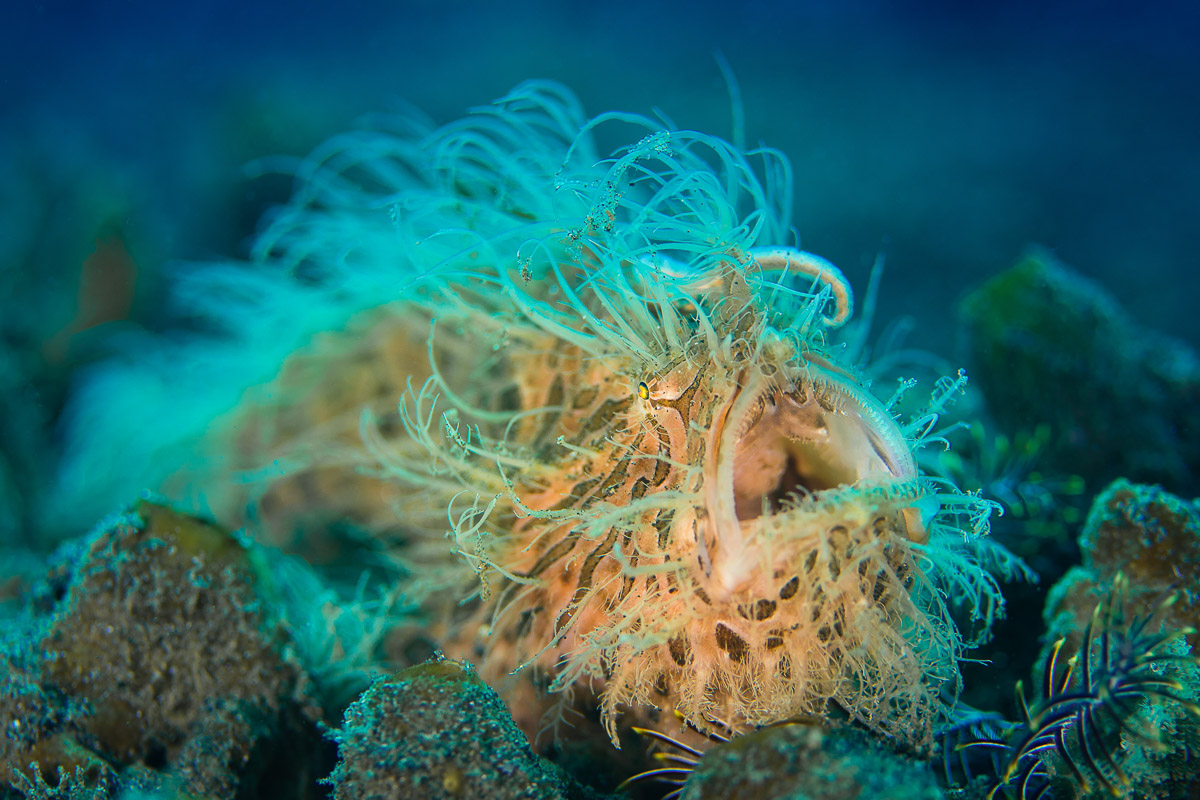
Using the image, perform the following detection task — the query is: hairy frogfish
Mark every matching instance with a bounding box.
[55,81,1011,748]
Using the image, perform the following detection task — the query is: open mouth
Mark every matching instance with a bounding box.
[727,369,917,523]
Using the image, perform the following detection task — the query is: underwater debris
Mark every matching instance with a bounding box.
[327,656,605,800]
[53,81,1010,750]
[959,249,1200,496]
[0,501,329,799]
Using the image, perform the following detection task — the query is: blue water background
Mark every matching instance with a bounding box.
[5,0,1199,352]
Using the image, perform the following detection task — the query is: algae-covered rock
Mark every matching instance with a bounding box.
[329,657,605,800]
[1044,478,1200,651]
[41,501,316,771]
[959,249,1200,494]
[0,500,329,800]
[678,722,943,800]
[0,659,115,793]
[1037,480,1200,799]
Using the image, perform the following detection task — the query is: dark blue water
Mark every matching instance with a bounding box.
[6,1,1199,348]
[5,1,1198,350]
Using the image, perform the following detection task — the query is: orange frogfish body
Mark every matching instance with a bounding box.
[56,81,1009,750]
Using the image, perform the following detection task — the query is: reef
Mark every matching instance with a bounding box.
[1044,478,1200,651]
[329,657,606,800]
[959,249,1200,496]
[0,501,329,799]
[1035,480,1200,799]
[935,480,1200,800]
[663,721,945,800]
